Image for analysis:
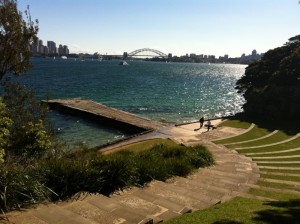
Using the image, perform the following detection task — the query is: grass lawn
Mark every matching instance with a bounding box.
[257,163,300,167]
[251,150,300,157]
[117,138,178,153]
[226,131,291,149]
[166,196,300,224]
[253,157,300,162]
[257,180,300,191]
[260,174,300,182]
[259,168,300,175]
[249,188,300,201]
[218,119,252,129]
[213,125,271,145]
[238,136,300,154]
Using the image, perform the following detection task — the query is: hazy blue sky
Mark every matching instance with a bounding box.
[18,0,300,57]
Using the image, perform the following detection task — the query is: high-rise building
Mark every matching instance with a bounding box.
[63,45,69,55]
[47,41,57,54]
[38,40,44,54]
[32,38,39,53]
[44,46,49,55]
[58,44,63,55]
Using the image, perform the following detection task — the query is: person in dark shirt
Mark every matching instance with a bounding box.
[199,117,204,128]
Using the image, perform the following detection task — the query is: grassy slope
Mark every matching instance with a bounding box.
[167,118,300,224]
[165,196,300,224]
[213,125,270,145]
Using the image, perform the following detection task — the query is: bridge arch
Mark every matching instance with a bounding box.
[128,48,167,58]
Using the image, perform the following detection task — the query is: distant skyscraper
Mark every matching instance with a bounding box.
[252,49,257,56]
[47,41,57,54]
[63,45,69,55]
[32,38,39,53]
[38,40,44,54]
[58,44,63,55]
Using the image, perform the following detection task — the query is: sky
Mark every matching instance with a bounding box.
[18,0,300,57]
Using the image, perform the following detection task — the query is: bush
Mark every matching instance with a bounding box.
[2,142,214,210]
[0,98,12,164]
[0,163,49,212]
[2,81,53,159]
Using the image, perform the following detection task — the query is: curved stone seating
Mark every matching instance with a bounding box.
[212,123,255,142]
[244,147,300,156]
[235,133,300,150]
[224,130,278,146]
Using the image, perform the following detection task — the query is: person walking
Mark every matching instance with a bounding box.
[207,119,211,131]
[199,117,204,128]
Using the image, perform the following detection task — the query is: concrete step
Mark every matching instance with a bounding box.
[4,212,48,224]
[31,204,98,224]
[63,199,120,224]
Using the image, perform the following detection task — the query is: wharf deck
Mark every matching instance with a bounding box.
[44,98,167,133]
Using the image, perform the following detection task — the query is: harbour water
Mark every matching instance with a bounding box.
[8,58,246,147]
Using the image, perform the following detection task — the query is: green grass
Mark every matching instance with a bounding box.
[260,174,300,182]
[119,138,178,153]
[239,136,300,154]
[218,119,252,129]
[249,188,300,201]
[168,117,300,224]
[226,131,291,149]
[253,157,300,162]
[260,168,300,175]
[257,180,300,191]
[258,163,300,167]
[213,125,271,145]
[166,196,300,224]
[251,150,300,157]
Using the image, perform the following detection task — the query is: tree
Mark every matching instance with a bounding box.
[0,0,38,80]
[235,35,300,120]
[2,81,52,158]
[0,97,12,163]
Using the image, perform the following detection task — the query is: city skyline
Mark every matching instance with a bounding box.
[29,37,262,64]
[29,38,70,56]
[18,0,300,57]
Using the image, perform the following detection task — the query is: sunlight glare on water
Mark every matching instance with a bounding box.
[10,58,246,147]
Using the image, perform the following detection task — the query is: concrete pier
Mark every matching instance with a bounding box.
[44,98,167,133]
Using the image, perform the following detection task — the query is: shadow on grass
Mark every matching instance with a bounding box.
[253,199,300,224]
[229,113,300,136]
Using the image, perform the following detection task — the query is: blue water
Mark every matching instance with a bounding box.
[7,58,246,147]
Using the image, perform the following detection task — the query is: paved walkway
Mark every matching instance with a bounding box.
[4,120,259,224]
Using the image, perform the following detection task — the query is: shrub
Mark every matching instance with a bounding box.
[37,155,105,200]
[0,98,12,164]
[0,163,49,212]
[91,151,136,195]
[2,81,52,159]
[2,142,214,209]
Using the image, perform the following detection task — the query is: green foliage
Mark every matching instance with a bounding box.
[236,35,300,120]
[2,81,52,158]
[0,0,38,80]
[38,143,214,201]
[0,163,49,212]
[0,98,12,163]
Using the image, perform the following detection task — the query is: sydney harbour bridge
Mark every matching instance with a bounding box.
[102,48,171,60]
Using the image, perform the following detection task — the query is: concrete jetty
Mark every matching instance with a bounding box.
[44,98,167,133]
